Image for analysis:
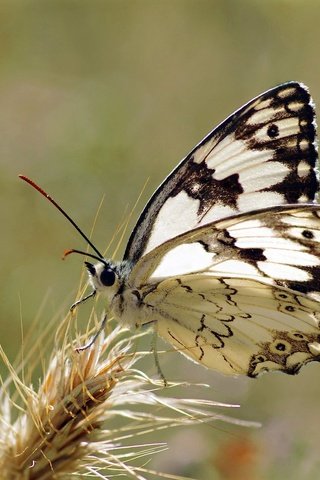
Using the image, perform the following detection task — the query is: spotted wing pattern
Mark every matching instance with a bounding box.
[125,82,318,264]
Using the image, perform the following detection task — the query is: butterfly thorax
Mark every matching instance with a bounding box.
[86,259,150,329]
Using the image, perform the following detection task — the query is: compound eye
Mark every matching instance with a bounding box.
[100,268,116,287]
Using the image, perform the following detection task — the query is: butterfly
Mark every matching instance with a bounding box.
[21,81,320,378]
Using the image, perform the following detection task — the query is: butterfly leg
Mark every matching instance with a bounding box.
[151,327,168,387]
[75,313,107,352]
[70,290,96,312]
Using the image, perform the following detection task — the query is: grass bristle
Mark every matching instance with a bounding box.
[0,313,254,479]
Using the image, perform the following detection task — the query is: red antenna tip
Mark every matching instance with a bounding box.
[19,174,49,198]
[63,249,74,260]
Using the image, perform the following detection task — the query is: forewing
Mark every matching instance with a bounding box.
[125,82,317,263]
[130,205,320,302]
[143,275,320,377]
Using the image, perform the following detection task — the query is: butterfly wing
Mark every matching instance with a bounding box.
[143,275,320,377]
[129,205,320,376]
[124,82,318,264]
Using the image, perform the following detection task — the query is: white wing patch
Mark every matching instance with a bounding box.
[145,191,201,253]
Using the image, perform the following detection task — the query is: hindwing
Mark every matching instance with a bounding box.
[143,275,320,376]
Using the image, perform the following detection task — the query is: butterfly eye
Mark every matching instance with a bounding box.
[100,268,116,287]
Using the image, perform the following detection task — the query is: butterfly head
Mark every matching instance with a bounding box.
[84,259,121,299]
[85,260,118,290]
[63,249,123,310]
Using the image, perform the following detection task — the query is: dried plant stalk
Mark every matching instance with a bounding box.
[0,313,253,480]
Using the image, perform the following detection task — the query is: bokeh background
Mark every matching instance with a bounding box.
[1,1,320,479]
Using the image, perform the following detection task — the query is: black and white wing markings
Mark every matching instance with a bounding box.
[143,276,320,377]
[125,82,318,264]
[208,207,320,299]
[130,205,320,300]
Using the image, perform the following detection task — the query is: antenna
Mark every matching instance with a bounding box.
[63,248,107,263]
[19,175,105,259]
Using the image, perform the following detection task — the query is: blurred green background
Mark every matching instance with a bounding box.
[2,1,320,478]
